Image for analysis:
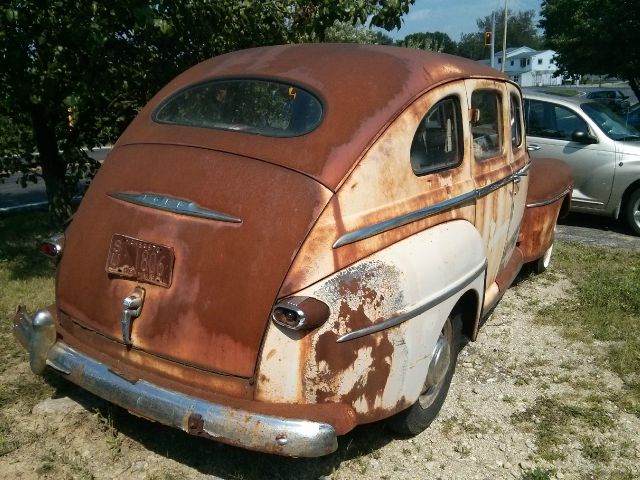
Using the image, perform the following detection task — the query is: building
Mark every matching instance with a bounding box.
[478,46,564,87]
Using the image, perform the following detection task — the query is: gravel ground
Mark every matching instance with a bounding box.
[1,269,638,479]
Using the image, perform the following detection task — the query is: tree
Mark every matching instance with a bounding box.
[0,0,414,225]
[476,9,543,52]
[540,0,640,100]
[456,9,543,60]
[396,32,457,54]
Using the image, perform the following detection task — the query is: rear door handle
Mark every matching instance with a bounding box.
[527,144,541,151]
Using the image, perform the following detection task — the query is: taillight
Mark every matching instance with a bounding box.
[39,233,65,259]
[271,296,330,331]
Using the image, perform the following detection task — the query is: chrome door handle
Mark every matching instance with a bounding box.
[121,286,145,346]
[513,175,522,184]
[527,144,541,151]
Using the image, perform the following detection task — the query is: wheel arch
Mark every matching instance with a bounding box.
[451,288,482,342]
[619,179,640,218]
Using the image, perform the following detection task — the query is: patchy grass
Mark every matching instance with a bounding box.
[520,467,555,480]
[0,212,56,374]
[511,395,614,461]
[536,243,640,417]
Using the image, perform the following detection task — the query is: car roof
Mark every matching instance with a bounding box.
[523,90,594,108]
[116,43,509,191]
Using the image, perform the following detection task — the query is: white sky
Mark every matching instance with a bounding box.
[388,0,543,40]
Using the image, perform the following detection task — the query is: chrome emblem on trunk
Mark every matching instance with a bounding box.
[121,286,145,346]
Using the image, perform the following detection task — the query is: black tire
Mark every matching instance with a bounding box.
[387,313,462,436]
[624,188,640,236]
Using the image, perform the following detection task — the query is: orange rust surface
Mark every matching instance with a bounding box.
[526,158,573,205]
[281,80,475,296]
[57,311,358,435]
[116,44,507,191]
[57,311,254,400]
[57,144,332,378]
[519,201,563,263]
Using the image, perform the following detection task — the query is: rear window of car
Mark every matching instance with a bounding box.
[153,79,323,137]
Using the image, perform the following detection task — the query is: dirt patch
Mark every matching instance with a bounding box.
[1,266,639,479]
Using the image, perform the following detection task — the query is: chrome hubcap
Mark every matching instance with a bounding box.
[419,319,452,408]
[633,198,640,227]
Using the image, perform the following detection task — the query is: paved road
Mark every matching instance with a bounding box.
[557,212,640,251]
[0,147,110,214]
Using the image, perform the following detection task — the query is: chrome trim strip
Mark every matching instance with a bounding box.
[108,192,242,223]
[526,187,572,208]
[333,165,529,249]
[515,161,531,176]
[14,309,337,457]
[336,260,487,343]
[332,190,477,248]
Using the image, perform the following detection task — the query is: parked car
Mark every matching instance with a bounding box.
[585,89,631,113]
[524,91,640,234]
[624,102,640,130]
[15,45,571,457]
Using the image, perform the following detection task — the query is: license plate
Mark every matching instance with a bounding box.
[106,234,174,287]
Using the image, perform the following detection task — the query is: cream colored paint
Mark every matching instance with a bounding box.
[256,220,486,416]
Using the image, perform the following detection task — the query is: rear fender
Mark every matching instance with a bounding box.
[255,220,486,425]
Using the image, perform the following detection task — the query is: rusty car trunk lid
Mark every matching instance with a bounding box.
[56,144,332,378]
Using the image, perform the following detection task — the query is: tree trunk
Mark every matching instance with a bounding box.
[30,105,72,226]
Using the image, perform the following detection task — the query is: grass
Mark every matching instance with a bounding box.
[520,467,555,480]
[512,395,614,461]
[536,243,640,417]
[0,212,56,374]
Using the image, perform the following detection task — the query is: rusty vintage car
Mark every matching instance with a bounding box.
[15,44,572,457]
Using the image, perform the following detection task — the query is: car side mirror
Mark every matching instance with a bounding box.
[571,130,598,144]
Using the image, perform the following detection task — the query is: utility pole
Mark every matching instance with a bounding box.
[490,11,495,69]
[501,0,508,73]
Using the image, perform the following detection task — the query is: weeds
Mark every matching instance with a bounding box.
[94,408,123,458]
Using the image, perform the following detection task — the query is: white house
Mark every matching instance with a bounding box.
[478,46,564,87]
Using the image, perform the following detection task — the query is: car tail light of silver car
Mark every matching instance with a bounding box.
[271,296,330,331]
[39,233,65,259]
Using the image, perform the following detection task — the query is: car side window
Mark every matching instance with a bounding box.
[510,93,523,149]
[471,90,502,160]
[524,99,589,141]
[410,96,463,175]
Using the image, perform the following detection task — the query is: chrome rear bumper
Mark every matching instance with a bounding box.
[13,306,338,457]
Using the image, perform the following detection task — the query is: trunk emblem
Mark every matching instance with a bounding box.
[121,286,145,346]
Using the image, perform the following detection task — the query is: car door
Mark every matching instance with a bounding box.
[501,85,529,270]
[524,98,616,211]
[465,80,514,291]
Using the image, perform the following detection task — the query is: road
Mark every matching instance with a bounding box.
[0,147,110,214]
[556,212,640,251]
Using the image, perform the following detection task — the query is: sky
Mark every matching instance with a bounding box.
[388,0,543,40]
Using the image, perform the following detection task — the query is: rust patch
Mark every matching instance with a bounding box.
[186,413,216,440]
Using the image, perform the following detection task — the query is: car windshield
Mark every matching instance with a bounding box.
[581,102,640,141]
[154,79,323,137]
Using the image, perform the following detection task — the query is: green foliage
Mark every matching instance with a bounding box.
[456,9,543,60]
[396,31,457,54]
[0,0,413,225]
[324,20,377,44]
[540,0,640,98]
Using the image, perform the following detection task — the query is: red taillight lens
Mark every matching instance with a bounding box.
[271,296,330,331]
[39,233,65,258]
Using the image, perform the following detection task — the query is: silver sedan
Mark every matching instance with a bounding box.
[524,92,640,234]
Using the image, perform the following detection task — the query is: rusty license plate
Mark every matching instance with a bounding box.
[106,234,174,287]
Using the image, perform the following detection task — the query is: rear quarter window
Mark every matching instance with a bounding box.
[410,96,463,175]
[153,79,323,137]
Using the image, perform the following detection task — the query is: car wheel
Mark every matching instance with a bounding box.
[624,189,640,235]
[387,313,461,435]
